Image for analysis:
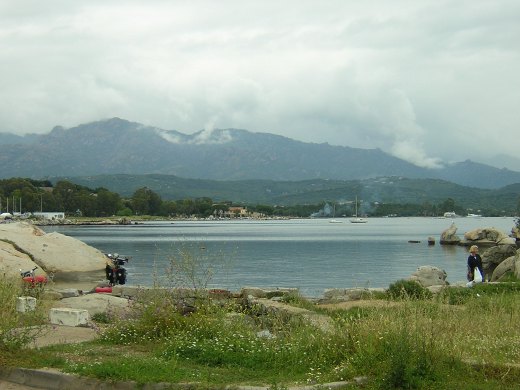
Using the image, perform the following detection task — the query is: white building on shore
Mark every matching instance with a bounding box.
[33,212,65,220]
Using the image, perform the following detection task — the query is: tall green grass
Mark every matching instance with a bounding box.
[0,275,48,354]
[57,282,520,388]
[5,261,520,388]
[86,294,351,385]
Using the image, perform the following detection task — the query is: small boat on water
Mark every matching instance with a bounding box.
[443,211,458,218]
[350,196,368,224]
[329,219,343,223]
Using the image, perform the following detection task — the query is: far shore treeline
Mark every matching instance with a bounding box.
[1,177,519,218]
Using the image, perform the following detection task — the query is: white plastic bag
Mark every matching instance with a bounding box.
[473,267,483,283]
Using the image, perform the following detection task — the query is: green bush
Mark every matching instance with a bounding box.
[387,280,432,301]
[91,312,113,324]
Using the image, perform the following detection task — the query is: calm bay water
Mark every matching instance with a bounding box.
[43,217,517,297]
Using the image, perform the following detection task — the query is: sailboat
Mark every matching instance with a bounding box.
[350,196,368,223]
[329,203,343,223]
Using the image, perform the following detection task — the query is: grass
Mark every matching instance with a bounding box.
[0,275,49,354]
[3,277,520,389]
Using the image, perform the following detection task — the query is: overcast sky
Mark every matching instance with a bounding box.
[1,1,519,170]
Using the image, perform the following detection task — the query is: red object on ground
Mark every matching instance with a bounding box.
[95,286,113,293]
[34,275,47,283]
[22,276,48,285]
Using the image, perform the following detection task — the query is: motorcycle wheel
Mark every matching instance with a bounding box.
[107,269,116,285]
[117,269,127,285]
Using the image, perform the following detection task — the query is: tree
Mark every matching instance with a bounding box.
[439,198,456,212]
[178,199,196,216]
[438,198,465,215]
[96,188,122,216]
[194,197,213,217]
[160,200,178,216]
[252,204,275,216]
[131,187,162,215]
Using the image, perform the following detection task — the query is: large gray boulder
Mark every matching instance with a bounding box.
[0,222,106,282]
[54,293,132,316]
[322,288,382,301]
[0,240,48,279]
[409,265,448,287]
[491,255,516,281]
[462,227,516,247]
[482,244,518,278]
[493,249,520,281]
[440,223,460,245]
[514,250,520,280]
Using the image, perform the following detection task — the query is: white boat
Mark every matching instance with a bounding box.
[443,211,458,218]
[467,213,482,218]
[350,196,368,223]
[329,219,343,223]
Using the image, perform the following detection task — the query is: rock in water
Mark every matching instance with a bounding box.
[440,223,460,245]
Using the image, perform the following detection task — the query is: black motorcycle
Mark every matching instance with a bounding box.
[105,253,129,286]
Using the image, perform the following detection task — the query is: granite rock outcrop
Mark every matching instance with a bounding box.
[0,222,106,282]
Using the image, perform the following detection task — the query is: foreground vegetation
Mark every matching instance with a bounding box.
[3,277,520,389]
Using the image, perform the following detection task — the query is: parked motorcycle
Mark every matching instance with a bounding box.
[20,266,48,290]
[105,253,129,286]
[20,266,38,279]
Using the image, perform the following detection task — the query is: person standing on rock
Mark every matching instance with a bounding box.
[467,245,484,283]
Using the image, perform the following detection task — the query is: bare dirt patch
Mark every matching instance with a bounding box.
[28,325,98,349]
[317,299,401,311]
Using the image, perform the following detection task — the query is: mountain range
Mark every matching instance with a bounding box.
[1,117,520,190]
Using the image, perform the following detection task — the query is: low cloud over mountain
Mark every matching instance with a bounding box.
[1,118,519,189]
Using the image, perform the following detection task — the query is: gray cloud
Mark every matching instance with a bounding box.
[1,0,519,170]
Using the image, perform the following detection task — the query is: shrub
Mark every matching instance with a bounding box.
[91,312,113,324]
[387,280,432,301]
